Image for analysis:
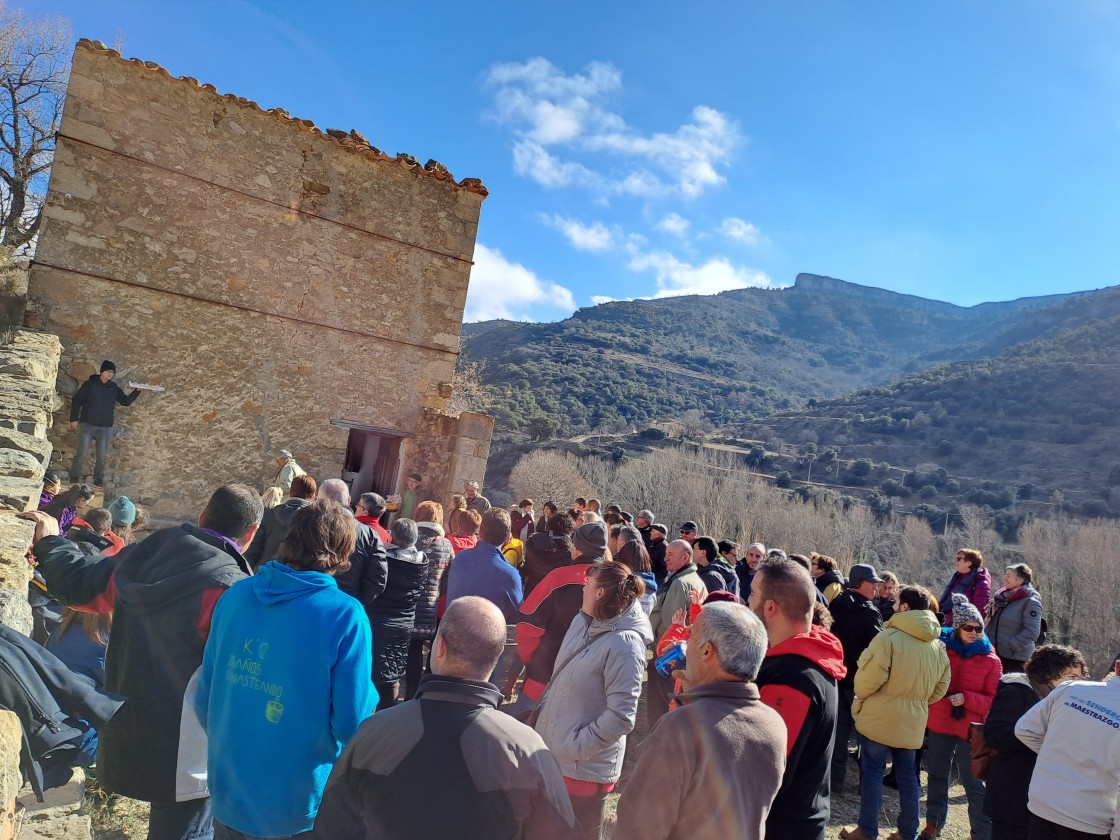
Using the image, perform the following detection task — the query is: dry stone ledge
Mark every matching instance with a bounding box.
[0,711,20,840]
[0,327,61,635]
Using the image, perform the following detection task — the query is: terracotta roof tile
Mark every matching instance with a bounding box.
[76,39,489,197]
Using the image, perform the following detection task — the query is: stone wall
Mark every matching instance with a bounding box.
[0,328,62,836]
[26,40,491,517]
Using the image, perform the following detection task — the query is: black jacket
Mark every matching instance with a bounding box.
[828,589,883,691]
[413,524,451,639]
[735,563,755,599]
[65,524,112,553]
[243,497,310,570]
[334,518,388,607]
[515,562,590,702]
[312,674,576,840]
[69,375,139,427]
[815,569,845,597]
[756,631,844,840]
[522,532,573,596]
[698,560,739,596]
[982,674,1041,826]
[647,539,667,585]
[0,625,123,800]
[34,524,251,803]
[368,546,428,622]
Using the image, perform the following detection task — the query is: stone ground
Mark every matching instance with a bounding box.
[17,769,92,840]
[85,687,975,840]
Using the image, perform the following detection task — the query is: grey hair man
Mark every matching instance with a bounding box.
[312,596,577,839]
[615,603,787,840]
[318,479,388,608]
[636,509,655,549]
[273,449,305,493]
[464,480,491,514]
[646,539,708,727]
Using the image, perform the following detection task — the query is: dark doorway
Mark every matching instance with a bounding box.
[333,421,407,499]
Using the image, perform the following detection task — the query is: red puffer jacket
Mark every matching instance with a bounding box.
[927,630,1002,739]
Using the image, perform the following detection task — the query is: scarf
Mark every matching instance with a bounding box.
[941,626,993,658]
[986,584,1030,620]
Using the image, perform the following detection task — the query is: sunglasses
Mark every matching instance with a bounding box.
[960,624,983,634]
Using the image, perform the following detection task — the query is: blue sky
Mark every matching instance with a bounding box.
[27,0,1120,321]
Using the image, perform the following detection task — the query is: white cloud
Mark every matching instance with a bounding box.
[512,140,597,188]
[590,295,615,305]
[719,217,764,245]
[486,58,742,199]
[541,215,614,252]
[465,244,577,321]
[655,213,690,237]
[628,246,773,298]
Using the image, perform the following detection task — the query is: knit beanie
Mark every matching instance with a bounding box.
[951,593,984,630]
[100,360,116,373]
[572,522,607,558]
[108,495,137,527]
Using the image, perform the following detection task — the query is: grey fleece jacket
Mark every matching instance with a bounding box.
[533,600,653,783]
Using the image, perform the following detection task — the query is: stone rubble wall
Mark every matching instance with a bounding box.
[0,327,62,839]
[26,41,491,517]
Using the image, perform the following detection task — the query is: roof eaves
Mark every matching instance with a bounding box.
[75,38,488,197]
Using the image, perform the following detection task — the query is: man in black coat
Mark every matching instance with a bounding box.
[244,474,317,570]
[636,509,655,548]
[312,596,576,840]
[827,563,884,789]
[647,523,668,585]
[68,360,142,486]
[31,485,263,840]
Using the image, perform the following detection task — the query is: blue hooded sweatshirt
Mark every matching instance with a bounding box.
[195,561,376,836]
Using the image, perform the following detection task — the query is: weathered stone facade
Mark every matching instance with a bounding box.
[0,327,62,836]
[26,40,492,517]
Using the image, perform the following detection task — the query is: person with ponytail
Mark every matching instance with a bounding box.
[532,560,654,840]
[42,484,94,533]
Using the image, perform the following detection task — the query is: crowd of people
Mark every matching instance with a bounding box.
[13,468,1120,840]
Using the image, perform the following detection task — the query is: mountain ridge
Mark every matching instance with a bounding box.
[462,273,1115,438]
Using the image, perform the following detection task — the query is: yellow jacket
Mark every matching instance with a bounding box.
[852,609,950,749]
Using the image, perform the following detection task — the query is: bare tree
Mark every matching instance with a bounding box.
[0,4,70,251]
[564,444,1120,674]
[678,409,713,439]
[447,339,494,417]
[954,504,999,558]
[509,450,592,511]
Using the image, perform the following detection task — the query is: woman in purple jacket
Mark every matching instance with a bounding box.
[939,548,992,626]
[41,484,94,533]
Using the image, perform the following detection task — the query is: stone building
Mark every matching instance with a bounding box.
[24,40,493,519]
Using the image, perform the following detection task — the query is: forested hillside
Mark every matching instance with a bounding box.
[462,273,1106,438]
[738,312,1120,519]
